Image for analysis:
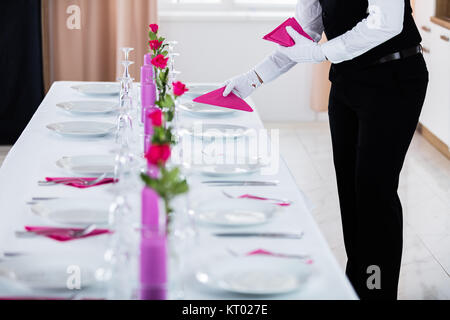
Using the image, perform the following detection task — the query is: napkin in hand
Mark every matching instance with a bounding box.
[45,177,116,189]
[193,87,254,112]
[24,226,111,242]
[263,17,314,47]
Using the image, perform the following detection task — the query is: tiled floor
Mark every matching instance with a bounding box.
[1,123,449,299]
[264,122,450,300]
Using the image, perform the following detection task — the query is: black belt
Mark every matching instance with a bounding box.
[372,45,422,65]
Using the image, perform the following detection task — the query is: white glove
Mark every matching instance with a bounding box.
[277,27,326,64]
[223,69,262,99]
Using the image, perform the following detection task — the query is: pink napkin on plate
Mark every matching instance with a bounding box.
[263,17,314,47]
[45,177,116,189]
[247,249,314,264]
[24,226,111,242]
[193,87,253,112]
[238,194,291,207]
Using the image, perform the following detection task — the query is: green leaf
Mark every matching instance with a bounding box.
[149,32,157,40]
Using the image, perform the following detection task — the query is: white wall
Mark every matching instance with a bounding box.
[160,14,320,122]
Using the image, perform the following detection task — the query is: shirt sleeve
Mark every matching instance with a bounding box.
[255,0,324,83]
[321,0,405,64]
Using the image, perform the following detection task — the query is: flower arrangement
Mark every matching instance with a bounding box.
[141,24,189,218]
[140,108,188,215]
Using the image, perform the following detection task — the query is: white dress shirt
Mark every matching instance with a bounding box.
[255,0,406,83]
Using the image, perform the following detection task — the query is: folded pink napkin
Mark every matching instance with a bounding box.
[45,177,116,189]
[238,194,291,207]
[263,17,314,47]
[247,249,314,264]
[24,226,111,242]
[193,87,253,112]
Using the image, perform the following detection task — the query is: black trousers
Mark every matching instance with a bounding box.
[328,54,429,300]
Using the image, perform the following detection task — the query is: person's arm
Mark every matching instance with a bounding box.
[254,0,324,84]
[224,0,324,98]
[280,0,405,64]
[322,0,405,63]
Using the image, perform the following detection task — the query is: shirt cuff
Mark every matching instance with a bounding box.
[254,55,296,84]
[320,37,348,64]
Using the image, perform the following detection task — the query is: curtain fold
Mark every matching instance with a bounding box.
[42,0,157,90]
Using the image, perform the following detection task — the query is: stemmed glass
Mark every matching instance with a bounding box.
[121,47,134,62]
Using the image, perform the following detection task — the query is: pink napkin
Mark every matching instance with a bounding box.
[238,194,291,207]
[263,17,314,47]
[247,249,314,264]
[45,177,116,189]
[24,226,111,242]
[193,87,253,112]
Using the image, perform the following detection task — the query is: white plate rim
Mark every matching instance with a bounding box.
[56,101,119,114]
[195,255,312,295]
[46,121,116,137]
[56,155,116,176]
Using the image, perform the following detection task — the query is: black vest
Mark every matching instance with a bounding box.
[319,0,422,73]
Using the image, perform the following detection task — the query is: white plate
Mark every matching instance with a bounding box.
[179,124,251,139]
[0,255,96,290]
[187,162,266,177]
[56,155,116,176]
[56,101,119,115]
[196,256,311,295]
[31,198,110,226]
[179,101,236,117]
[182,84,220,101]
[47,121,116,138]
[194,198,277,227]
[71,84,120,96]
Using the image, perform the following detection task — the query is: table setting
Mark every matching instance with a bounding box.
[0,23,356,300]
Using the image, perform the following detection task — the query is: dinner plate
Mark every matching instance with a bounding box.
[195,255,312,295]
[179,101,236,117]
[187,162,266,177]
[71,83,120,96]
[56,101,119,115]
[182,84,220,101]
[31,198,110,226]
[0,255,96,290]
[56,155,116,176]
[193,198,277,227]
[179,124,251,139]
[47,121,116,138]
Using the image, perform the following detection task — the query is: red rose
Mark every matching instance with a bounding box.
[148,108,163,127]
[145,144,171,166]
[172,81,189,97]
[149,39,163,50]
[151,54,169,69]
[149,24,159,33]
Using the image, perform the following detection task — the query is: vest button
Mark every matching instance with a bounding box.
[322,11,327,18]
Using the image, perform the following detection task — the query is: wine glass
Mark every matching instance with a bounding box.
[121,47,134,62]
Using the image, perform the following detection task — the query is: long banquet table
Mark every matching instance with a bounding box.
[0,81,357,299]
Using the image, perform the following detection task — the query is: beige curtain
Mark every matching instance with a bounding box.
[310,36,332,113]
[42,0,157,92]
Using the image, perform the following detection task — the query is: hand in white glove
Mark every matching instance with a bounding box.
[223,69,263,99]
[277,26,326,64]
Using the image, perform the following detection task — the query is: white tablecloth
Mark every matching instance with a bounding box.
[0,81,357,299]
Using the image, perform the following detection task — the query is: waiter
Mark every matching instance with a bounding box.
[224,0,428,300]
